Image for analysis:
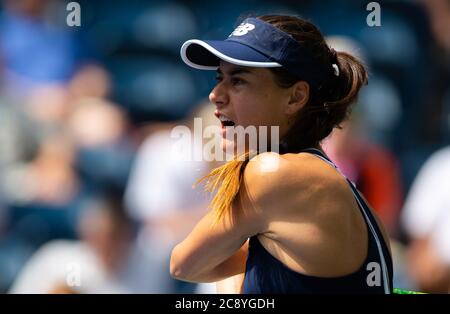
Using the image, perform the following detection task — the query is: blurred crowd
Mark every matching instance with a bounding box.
[0,0,449,293]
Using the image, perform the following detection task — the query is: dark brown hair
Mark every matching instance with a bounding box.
[260,14,368,151]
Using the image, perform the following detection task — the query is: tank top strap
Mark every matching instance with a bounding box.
[298,147,392,293]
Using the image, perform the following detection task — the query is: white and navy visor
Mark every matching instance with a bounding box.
[181,17,336,88]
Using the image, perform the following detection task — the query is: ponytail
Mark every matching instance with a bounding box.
[324,51,368,122]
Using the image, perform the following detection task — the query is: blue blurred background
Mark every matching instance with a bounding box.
[0,0,449,293]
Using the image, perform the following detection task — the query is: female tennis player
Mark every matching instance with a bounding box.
[170,14,393,293]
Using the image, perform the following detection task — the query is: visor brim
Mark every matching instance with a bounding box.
[180,39,282,70]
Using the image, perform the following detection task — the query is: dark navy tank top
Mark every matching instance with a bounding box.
[243,148,393,294]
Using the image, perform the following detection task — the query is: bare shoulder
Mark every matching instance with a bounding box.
[241,151,345,217]
[244,151,327,185]
[243,151,343,191]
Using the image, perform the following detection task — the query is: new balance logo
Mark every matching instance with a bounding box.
[230,23,255,37]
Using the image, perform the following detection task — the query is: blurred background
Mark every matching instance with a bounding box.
[0,0,449,293]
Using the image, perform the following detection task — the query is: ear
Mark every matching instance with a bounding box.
[285,81,309,115]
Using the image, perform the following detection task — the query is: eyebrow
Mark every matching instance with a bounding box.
[216,67,254,76]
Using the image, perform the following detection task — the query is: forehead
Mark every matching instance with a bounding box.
[217,61,268,77]
[218,61,253,73]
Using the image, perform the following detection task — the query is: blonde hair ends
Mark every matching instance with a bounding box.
[193,152,250,226]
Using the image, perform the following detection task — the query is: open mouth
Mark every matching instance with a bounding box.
[221,120,235,127]
[215,111,235,127]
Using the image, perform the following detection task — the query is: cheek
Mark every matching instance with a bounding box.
[230,95,257,125]
[251,98,284,126]
[232,90,284,126]
[235,108,257,126]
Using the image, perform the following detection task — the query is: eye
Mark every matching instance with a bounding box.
[231,77,245,86]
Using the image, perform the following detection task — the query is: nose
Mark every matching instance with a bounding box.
[209,81,228,109]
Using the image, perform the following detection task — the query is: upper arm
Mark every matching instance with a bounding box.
[170,165,267,282]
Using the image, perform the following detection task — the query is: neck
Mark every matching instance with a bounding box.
[279,139,321,154]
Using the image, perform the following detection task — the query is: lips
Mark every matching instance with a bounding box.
[215,110,235,127]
